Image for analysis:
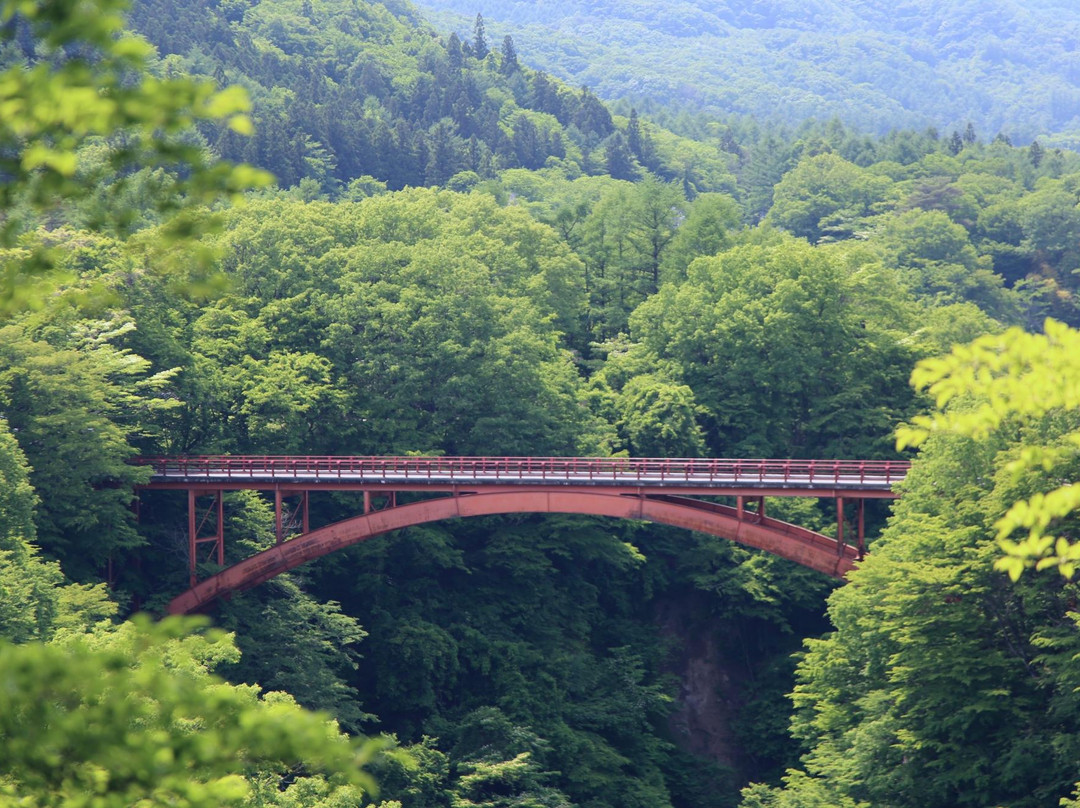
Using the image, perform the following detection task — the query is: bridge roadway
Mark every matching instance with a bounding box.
[131,456,909,614]
[135,455,907,495]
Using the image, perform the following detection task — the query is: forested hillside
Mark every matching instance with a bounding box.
[418,0,1080,143]
[125,0,736,195]
[7,0,1080,807]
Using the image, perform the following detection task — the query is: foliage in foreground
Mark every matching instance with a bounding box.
[0,617,390,808]
[744,319,1080,807]
[899,318,1080,579]
[0,0,269,314]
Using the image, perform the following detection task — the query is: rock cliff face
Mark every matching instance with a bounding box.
[655,593,749,771]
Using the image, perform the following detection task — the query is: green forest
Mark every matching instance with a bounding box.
[6,0,1080,806]
[418,0,1080,144]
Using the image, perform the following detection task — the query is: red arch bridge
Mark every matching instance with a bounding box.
[131,455,909,615]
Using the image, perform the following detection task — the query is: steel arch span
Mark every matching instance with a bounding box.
[166,491,859,615]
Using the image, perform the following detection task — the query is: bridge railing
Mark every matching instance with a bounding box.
[132,456,909,487]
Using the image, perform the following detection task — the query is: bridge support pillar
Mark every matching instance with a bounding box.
[362,491,396,514]
[736,496,767,523]
[275,489,283,544]
[274,490,310,544]
[836,496,845,555]
[736,496,767,522]
[857,498,865,559]
[188,489,224,587]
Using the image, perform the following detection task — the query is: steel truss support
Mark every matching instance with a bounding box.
[735,495,766,522]
[834,497,867,559]
[274,489,310,544]
[363,490,396,515]
[188,489,224,587]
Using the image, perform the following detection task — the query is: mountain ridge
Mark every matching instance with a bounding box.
[415,0,1080,142]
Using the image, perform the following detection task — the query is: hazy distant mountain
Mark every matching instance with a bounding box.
[414,0,1080,141]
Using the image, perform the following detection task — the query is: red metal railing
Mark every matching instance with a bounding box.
[131,456,909,488]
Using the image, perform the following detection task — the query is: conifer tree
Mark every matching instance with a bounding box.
[447,32,464,69]
[604,132,637,181]
[473,13,489,60]
[500,34,520,74]
[627,108,644,158]
[626,108,654,168]
[1030,139,1045,167]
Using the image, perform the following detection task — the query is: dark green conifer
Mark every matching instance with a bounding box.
[473,13,488,60]
[447,32,463,69]
[1030,139,1045,167]
[500,34,519,74]
[604,131,637,180]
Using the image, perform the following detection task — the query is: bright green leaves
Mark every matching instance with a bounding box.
[764,318,1080,806]
[0,312,180,577]
[766,153,893,244]
[996,481,1080,579]
[630,233,921,458]
[614,373,706,457]
[0,0,271,314]
[194,192,600,457]
[0,617,386,808]
[586,337,704,457]
[577,178,686,339]
[900,318,1080,445]
[238,351,346,455]
[897,318,1080,579]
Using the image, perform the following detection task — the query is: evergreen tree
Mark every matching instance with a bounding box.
[512,114,543,169]
[500,34,520,75]
[948,130,964,155]
[1030,139,1045,167]
[530,71,562,118]
[627,108,644,160]
[473,13,488,60]
[624,107,657,171]
[447,32,464,69]
[604,132,637,181]
[576,87,615,138]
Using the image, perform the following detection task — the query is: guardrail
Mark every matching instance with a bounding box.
[131,456,909,487]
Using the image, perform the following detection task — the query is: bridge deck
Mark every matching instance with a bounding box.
[134,456,907,494]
